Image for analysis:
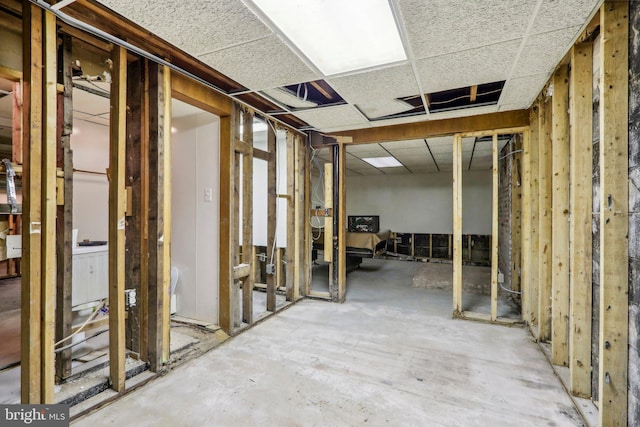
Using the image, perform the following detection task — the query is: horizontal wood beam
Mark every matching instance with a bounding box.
[327,110,529,144]
[233,263,251,280]
[172,72,232,117]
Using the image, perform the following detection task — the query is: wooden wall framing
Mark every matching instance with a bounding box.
[568,41,593,398]
[551,64,570,366]
[597,2,629,424]
[453,127,528,325]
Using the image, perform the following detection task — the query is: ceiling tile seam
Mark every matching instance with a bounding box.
[242,0,325,77]
[351,104,374,126]
[195,34,274,57]
[497,0,545,106]
[389,0,430,116]
[346,151,386,174]
[379,142,412,174]
[413,36,524,61]
[424,139,440,173]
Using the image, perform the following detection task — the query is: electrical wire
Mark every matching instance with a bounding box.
[54,299,107,347]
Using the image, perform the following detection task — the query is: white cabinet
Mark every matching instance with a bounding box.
[72,246,108,307]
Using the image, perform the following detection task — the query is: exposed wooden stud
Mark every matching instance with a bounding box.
[294,135,305,297]
[538,96,553,342]
[108,45,127,392]
[21,3,43,403]
[39,9,57,403]
[285,131,296,301]
[55,33,73,383]
[490,133,498,321]
[470,85,478,103]
[529,102,541,330]
[452,134,463,314]
[551,64,570,366]
[569,41,593,398]
[241,109,254,324]
[303,139,312,296]
[147,63,172,367]
[337,142,347,302]
[323,162,333,263]
[266,122,277,311]
[310,80,333,100]
[329,110,529,145]
[218,106,236,333]
[520,111,534,325]
[124,58,144,355]
[511,134,522,294]
[598,2,629,424]
[160,65,172,361]
[12,81,22,164]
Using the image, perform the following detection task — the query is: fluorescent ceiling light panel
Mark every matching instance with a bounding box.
[251,0,407,75]
[362,156,403,168]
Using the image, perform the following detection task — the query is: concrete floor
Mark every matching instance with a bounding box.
[75,259,582,426]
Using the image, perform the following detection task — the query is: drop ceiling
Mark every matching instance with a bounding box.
[94,0,600,133]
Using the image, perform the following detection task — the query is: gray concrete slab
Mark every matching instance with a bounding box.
[74,259,583,426]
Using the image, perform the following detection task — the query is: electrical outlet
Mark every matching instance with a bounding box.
[266,264,275,275]
[204,188,213,202]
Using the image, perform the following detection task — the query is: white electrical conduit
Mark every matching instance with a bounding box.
[28,0,306,135]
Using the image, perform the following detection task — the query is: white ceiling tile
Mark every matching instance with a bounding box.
[427,105,499,120]
[328,64,418,103]
[367,113,429,129]
[417,39,521,93]
[294,105,368,130]
[530,0,600,36]
[319,122,372,133]
[380,139,425,150]
[399,0,535,59]
[347,144,387,155]
[425,136,453,146]
[199,35,318,91]
[98,0,271,56]
[381,168,411,175]
[357,100,416,120]
[499,73,549,107]
[512,27,581,78]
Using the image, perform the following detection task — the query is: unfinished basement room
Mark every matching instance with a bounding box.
[0,0,638,426]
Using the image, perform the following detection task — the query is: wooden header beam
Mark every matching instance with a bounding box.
[328,110,529,144]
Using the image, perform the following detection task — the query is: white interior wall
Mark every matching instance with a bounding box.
[346,170,492,235]
[171,111,220,324]
[241,128,288,247]
[71,120,109,242]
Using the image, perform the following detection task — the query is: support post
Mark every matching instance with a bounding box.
[490,133,499,321]
[125,58,145,355]
[40,9,57,403]
[55,33,73,383]
[241,110,254,324]
[598,2,629,424]
[286,132,296,301]
[21,3,43,403]
[108,45,127,392]
[147,62,172,369]
[569,41,593,398]
[218,105,238,333]
[551,64,570,366]
[521,126,532,324]
[452,134,463,314]
[266,122,277,311]
[538,96,553,342]
[337,142,347,302]
[530,103,541,329]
